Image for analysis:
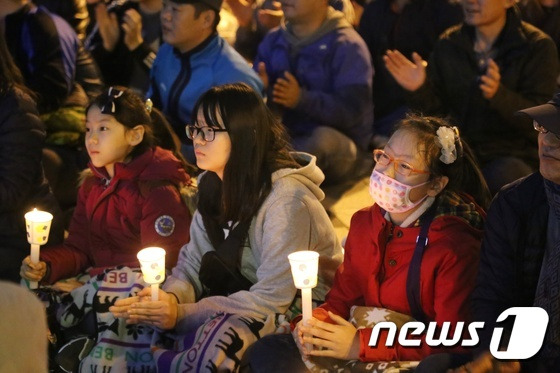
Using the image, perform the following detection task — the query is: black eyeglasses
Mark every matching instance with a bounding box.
[185,125,227,142]
[533,121,560,140]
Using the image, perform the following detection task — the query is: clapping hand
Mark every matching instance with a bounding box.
[122,8,143,51]
[272,71,301,109]
[478,59,500,100]
[225,0,254,27]
[383,49,427,92]
[257,1,283,30]
[95,2,120,52]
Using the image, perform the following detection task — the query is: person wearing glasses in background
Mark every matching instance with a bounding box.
[110,83,342,371]
[246,114,491,372]
[447,93,560,373]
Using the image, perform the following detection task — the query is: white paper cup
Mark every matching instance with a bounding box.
[24,209,53,246]
[137,247,166,284]
[288,251,319,289]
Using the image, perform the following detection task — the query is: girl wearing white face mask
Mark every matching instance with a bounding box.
[246,115,492,373]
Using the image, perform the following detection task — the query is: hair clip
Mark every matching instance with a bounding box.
[145,98,153,114]
[100,86,124,114]
[436,126,460,164]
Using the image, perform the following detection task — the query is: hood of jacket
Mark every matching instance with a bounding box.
[271,151,326,201]
[87,146,190,187]
[282,7,351,50]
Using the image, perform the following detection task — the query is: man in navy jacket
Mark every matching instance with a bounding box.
[462,93,560,372]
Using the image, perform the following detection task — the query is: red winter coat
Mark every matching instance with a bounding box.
[319,191,485,362]
[41,147,192,283]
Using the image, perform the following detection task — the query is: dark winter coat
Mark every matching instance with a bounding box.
[472,172,548,369]
[408,8,559,168]
[0,87,63,245]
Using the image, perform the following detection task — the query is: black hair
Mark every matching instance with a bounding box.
[194,83,298,245]
[150,106,197,174]
[87,86,194,174]
[192,2,220,32]
[0,32,34,99]
[394,114,491,209]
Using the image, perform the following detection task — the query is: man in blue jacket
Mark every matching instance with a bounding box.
[148,0,263,161]
[254,0,373,184]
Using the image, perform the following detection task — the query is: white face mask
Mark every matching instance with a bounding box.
[369,170,430,213]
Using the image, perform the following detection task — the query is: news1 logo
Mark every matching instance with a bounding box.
[368,307,549,359]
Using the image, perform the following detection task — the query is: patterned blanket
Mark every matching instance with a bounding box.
[57,266,157,373]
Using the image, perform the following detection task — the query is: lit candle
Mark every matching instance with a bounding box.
[137,247,166,301]
[24,208,53,290]
[288,251,319,352]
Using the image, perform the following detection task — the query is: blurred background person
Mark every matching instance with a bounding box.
[0,32,63,283]
[385,0,559,195]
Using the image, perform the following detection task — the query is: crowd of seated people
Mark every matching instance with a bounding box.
[1,0,560,371]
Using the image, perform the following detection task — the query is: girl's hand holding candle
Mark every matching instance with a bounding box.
[23,208,53,289]
[19,256,47,283]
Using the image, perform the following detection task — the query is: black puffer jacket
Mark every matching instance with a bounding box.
[0,88,63,243]
[472,172,548,369]
[408,8,559,168]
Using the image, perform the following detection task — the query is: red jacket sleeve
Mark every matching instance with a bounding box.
[40,182,93,283]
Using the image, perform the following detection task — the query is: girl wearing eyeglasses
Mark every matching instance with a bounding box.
[247,115,491,372]
[110,82,342,371]
[20,86,193,290]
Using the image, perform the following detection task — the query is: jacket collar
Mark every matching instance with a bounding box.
[89,147,155,183]
[172,32,218,59]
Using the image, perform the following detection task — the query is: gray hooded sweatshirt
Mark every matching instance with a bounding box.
[164,152,342,332]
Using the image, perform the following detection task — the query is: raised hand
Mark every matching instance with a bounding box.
[383,50,427,92]
[225,0,255,27]
[479,59,500,100]
[95,2,120,52]
[122,8,143,51]
[257,1,283,30]
[109,287,178,330]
